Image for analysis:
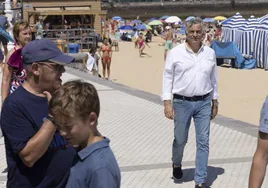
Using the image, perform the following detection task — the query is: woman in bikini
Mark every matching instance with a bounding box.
[136,33,150,57]
[99,38,112,79]
[1,21,32,103]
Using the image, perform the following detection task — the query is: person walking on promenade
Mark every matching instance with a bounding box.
[161,17,219,188]
[1,21,32,103]
[49,80,121,188]
[1,39,76,188]
[249,96,268,188]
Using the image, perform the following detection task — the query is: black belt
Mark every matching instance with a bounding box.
[173,93,210,101]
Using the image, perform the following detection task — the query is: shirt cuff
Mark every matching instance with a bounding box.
[161,93,173,101]
[210,91,218,100]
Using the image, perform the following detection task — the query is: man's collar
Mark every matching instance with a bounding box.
[185,42,204,54]
[78,138,110,161]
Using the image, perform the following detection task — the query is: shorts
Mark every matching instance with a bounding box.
[165,40,172,50]
[259,96,268,133]
[0,35,8,45]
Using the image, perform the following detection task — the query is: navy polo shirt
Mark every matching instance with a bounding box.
[66,138,121,188]
[1,86,76,188]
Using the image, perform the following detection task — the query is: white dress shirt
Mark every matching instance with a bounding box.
[162,43,218,101]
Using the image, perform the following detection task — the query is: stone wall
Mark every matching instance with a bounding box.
[102,0,268,19]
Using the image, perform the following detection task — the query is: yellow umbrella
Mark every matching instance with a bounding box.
[145,24,152,30]
[214,16,227,21]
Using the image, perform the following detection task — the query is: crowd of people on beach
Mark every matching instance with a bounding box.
[0,13,267,188]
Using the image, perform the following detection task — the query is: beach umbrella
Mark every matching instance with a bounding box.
[148,20,163,26]
[132,19,142,24]
[134,24,147,30]
[185,16,195,22]
[119,25,133,30]
[165,16,181,23]
[112,16,123,21]
[159,15,169,20]
[203,18,215,23]
[221,18,231,25]
[145,24,152,30]
[214,16,227,21]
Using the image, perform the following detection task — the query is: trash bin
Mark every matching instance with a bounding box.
[68,43,80,53]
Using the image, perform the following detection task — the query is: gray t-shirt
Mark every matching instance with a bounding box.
[0,15,8,30]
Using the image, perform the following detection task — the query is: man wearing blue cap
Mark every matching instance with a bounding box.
[1,39,76,188]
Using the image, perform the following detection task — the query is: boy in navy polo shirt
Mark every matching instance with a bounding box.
[49,80,121,188]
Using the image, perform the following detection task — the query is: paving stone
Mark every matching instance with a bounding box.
[0,69,267,187]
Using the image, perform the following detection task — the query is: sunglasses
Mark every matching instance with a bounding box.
[38,62,65,72]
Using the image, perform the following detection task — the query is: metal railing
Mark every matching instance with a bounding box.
[43,28,99,54]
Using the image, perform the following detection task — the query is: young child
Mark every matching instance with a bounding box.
[49,80,121,188]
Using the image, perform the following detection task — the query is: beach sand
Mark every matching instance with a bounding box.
[98,37,268,126]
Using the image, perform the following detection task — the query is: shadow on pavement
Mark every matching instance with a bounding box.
[172,166,225,187]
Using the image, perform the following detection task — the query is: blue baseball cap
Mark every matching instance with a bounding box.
[22,39,75,65]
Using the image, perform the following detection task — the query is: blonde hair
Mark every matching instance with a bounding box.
[49,80,100,120]
[13,21,30,43]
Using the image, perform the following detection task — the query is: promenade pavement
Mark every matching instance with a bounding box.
[0,67,267,188]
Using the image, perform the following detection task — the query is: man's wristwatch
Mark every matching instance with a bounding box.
[46,114,56,125]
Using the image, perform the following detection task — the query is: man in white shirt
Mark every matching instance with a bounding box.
[162,17,218,188]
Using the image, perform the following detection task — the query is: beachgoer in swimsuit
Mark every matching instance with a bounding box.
[1,21,32,103]
[136,33,150,57]
[164,26,173,60]
[99,38,112,79]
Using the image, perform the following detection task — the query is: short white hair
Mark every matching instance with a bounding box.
[186,17,204,34]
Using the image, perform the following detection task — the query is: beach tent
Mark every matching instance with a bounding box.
[258,14,268,23]
[222,13,246,44]
[211,41,245,68]
[252,18,268,69]
[238,16,259,57]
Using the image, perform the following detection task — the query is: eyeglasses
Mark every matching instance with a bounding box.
[39,62,65,73]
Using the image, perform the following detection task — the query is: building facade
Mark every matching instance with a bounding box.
[22,0,107,34]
